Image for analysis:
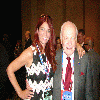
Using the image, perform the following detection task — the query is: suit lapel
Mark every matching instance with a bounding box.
[57,49,62,90]
[54,49,62,99]
[74,50,81,81]
[74,50,82,99]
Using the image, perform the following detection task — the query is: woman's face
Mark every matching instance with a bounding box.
[37,22,51,48]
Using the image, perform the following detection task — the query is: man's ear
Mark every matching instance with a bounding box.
[60,32,62,44]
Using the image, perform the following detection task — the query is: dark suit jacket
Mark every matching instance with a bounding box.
[88,49,100,99]
[53,49,94,100]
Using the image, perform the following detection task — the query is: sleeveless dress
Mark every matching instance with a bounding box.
[25,46,54,100]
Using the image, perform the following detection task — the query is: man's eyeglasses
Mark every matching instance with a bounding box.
[84,44,88,45]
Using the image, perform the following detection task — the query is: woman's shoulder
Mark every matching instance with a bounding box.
[30,45,36,51]
[21,46,36,58]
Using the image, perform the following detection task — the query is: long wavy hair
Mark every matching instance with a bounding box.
[32,14,57,73]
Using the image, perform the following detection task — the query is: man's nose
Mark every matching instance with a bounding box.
[67,39,72,46]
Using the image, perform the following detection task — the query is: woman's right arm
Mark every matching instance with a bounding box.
[7,47,33,99]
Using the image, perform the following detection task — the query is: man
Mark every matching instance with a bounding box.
[53,21,93,100]
[77,29,86,51]
[24,31,32,49]
[77,29,85,46]
[84,37,100,100]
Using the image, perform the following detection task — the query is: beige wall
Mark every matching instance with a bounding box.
[21,0,100,55]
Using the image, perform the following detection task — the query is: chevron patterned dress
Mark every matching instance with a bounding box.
[25,49,53,100]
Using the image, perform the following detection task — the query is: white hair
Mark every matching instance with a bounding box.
[60,21,78,40]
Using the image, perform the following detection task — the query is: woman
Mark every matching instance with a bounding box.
[7,14,85,100]
[7,14,57,100]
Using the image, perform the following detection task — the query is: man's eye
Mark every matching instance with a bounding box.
[65,37,68,40]
[72,37,75,40]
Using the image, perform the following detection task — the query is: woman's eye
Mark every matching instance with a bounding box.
[48,29,51,33]
[40,28,44,31]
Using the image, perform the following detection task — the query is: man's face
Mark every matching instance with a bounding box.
[25,33,30,40]
[61,24,76,57]
[25,31,30,40]
[84,39,89,51]
[77,33,85,44]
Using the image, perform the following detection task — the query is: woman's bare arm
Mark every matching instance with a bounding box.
[7,47,33,99]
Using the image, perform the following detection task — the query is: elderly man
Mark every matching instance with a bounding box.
[84,37,100,100]
[53,21,93,100]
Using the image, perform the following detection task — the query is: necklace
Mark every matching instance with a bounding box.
[36,44,49,81]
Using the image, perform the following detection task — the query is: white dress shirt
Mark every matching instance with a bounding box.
[61,51,74,100]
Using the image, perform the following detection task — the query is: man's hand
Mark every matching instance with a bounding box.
[76,43,85,59]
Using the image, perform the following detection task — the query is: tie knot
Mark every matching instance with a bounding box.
[66,57,71,63]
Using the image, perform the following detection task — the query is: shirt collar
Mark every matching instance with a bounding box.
[63,51,74,59]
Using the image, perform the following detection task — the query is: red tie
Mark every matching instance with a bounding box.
[64,57,72,91]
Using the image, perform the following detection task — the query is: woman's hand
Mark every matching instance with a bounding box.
[18,89,34,99]
[18,80,34,99]
[76,43,85,59]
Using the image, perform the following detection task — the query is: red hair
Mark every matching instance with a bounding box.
[32,14,57,73]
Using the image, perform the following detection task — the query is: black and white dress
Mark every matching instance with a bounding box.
[25,46,54,100]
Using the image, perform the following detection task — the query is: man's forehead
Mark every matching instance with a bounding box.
[62,24,76,31]
[62,28,76,36]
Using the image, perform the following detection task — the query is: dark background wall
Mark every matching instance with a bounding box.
[21,0,100,55]
[1,1,22,50]
[3,0,99,55]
